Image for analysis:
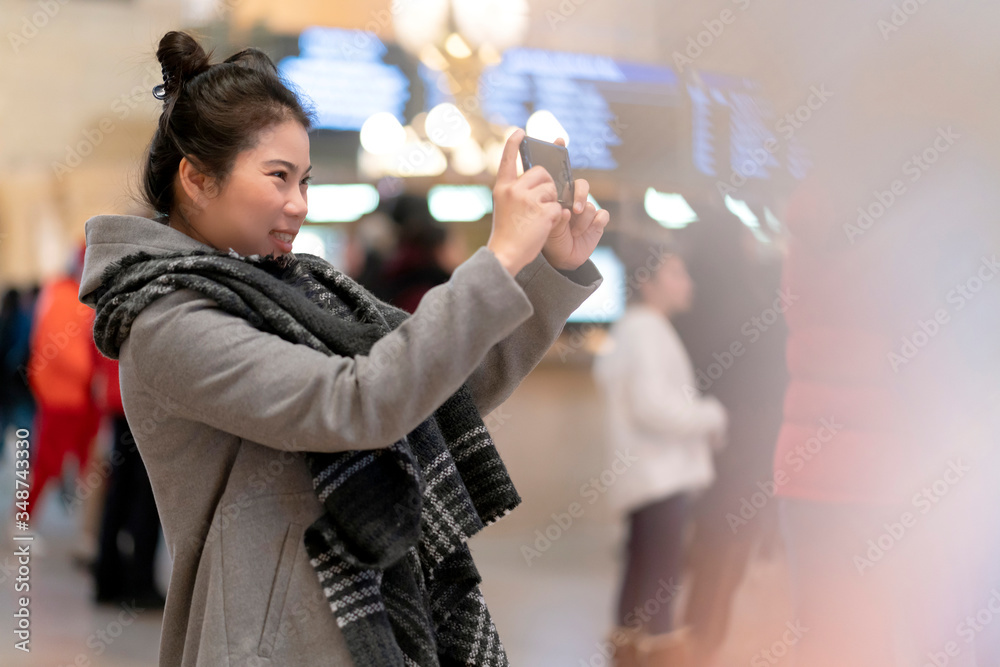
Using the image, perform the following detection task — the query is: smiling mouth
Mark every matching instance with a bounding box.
[270,231,296,243]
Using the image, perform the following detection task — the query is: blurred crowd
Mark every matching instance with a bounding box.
[590,132,1000,667]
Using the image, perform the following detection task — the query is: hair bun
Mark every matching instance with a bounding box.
[152,31,213,102]
[223,47,280,75]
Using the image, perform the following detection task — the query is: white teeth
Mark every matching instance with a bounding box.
[271,231,294,243]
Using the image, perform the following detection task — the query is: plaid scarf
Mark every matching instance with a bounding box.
[90,246,520,666]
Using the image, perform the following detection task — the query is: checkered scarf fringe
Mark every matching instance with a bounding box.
[90,246,519,666]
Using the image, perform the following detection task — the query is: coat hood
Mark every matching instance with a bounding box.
[78,214,214,309]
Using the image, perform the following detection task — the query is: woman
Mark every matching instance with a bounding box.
[78,31,608,666]
[593,235,727,667]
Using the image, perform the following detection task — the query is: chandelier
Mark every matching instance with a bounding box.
[358,0,531,180]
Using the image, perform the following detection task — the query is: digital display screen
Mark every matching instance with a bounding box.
[282,30,806,190]
[688,71,809,182]
[279,27,411,131]
[567,246,627,323]
[422,48,685,178]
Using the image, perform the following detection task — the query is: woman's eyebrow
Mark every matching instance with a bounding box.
[262,159,312,174]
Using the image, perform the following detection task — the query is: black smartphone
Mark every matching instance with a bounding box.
[518,136,575,210]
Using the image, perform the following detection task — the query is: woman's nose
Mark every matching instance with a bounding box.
[285,189,308,219]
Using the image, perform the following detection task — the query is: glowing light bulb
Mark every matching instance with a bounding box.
[425,103,472,148]
[526,110,570,146]
[360,113,406,155]
[444,33,473,59]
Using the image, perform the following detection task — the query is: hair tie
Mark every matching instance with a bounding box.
[152,65,174,101]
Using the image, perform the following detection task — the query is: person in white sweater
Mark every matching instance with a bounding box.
[593,235,728,667]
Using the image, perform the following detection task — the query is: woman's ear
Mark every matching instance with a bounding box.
[177,156,215,210]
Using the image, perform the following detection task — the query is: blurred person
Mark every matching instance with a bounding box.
[343,210,397,290]
[0,287,38,456]
[671,208,788,667]
[91,350,164,608]
[593,233,728,667]
[78,31,608,667]
[736,3,1000,663]
[23,245,102,537]
[770,126,994,666]
[375,197,457,313]
[771,166,918,667]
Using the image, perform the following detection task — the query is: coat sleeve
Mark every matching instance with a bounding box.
[121,247,538,454]
[621,318,728,440]
[465,252,603,417]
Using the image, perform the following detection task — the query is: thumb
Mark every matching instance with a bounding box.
[496,129,525,185]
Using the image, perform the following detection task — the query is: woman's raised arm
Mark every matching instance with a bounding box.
[120,246,536,453]
[465,251,602,417]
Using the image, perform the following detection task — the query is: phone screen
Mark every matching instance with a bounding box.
[518,136,575,209]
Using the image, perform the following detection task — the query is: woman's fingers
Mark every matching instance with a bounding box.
[591,209,611,236]
[576,206,609,242]
[572,178,590,215]
[495,129,525,186]
[519,165,556,191]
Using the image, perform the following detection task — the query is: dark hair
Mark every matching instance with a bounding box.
[141,31,315,219]
[610,230,683,305]
[0,288,19,320]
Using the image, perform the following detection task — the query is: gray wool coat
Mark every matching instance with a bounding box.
[78,214,603,667]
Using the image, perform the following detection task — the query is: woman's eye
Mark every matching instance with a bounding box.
[301,176,312,186]
[270,171,287,180]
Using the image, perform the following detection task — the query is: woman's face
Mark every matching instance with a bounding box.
[178,119,312,258]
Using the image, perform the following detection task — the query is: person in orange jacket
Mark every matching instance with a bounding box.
[24,244,102,524]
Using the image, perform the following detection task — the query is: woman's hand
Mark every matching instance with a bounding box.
[488,129,567,276]
[540,137,611,272]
